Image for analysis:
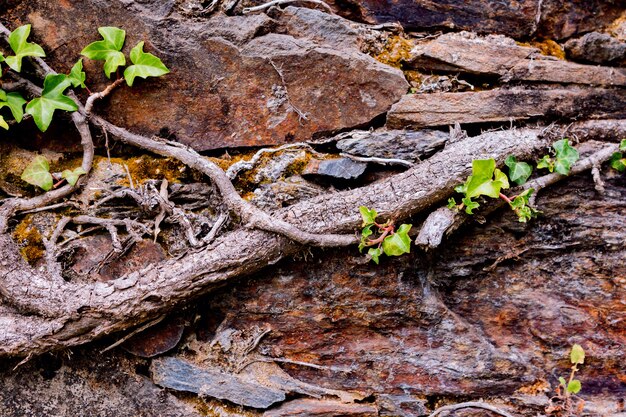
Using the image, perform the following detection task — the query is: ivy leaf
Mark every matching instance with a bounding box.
[359,206,377,226]
[382,224,412,257]
[359,225,373,253]
[553,139,579,175]
[67,59,87,88]
[465,159,509,199]
[537,155,554,172]
[570,344,585,365]
[620,139,626,152]
[567,379,582,394]
[124,41,170,87]
[25,74,78,132]
[0,115,8,130]
[0,52,4,64]
[4,24,46,72]
[610,152,626,172]
[367,247,382,264]
[21,155,53,191]
[61,167,87,186]
[462,196,479,214]
[510,189,539,223]
[0,91,28,122]
[505,155,533,185]
[81,26,126,78]
[447,197,458,210]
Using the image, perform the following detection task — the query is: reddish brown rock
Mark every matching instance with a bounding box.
[3,1,408,151]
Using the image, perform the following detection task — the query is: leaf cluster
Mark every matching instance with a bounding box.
[358,206,412,264]
[537,139,580,175]
[20,155,86,191]
[81,27,169,86]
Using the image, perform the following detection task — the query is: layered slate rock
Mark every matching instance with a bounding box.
[326,0,624,40]
[387,88,626,129]
[3,1,408,150]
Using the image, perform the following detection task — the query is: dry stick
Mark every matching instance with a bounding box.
[428,401,516,417]
[100,314,166,353]
[340,152,414,168]
[84,78,125,115]
[243,0,333,14]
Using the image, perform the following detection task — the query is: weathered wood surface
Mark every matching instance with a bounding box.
[409,33,626,86]
[387,88,626,129]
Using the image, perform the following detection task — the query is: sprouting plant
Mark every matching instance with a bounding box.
[609,139,626,172]
[546,344,586,416]
[0,24,169,190]
[358,206,412,264]
[447,158,539,223]
[20,155,86,191]
[537,139,580,175]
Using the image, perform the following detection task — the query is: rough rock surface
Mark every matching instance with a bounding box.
[335,129,449,161]
[3,1,407,150]
[565,32,626,65]
[327,0,624,40]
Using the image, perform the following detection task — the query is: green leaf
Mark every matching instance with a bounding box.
[447,197,458,210]
[462,196,479,214]
[0,115,8,130]
[505,155,533,185]
[510,189,539,223]
[21,155,53,191]
[359,206,377,226]
[4,24,46,72]
[67,59,87,88]
[570,344,585,365]
[537,155,554,172]
[620,139,626,152]
[558,377,567,386]
[553,139,579,175]
[0,91,28,122]
[25,74,78,132]
[123,41,169,86]
[382,224,412,257]
[367,247,382,264]
[567,379,582,394]
[0,90,6,101]
[81,27,126,78]
[0,52,4,63]
[464,159,508,199]
[610,152,626,172]
[61,167,87,186]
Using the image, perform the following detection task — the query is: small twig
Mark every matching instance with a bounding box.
[123,164,135,189]
[100,315,166,353]
[340,153,414,168]
[203,212,228,244]
[269,59,309,123]
[19,201,80,215]
[84,78,125,115]
[428,401,516,417]
[243,0,333,14]
[102,125,113,168]
[590,164,605,194]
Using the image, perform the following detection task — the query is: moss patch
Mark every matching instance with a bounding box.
[374,35,414,68]
[12,215,45,264]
